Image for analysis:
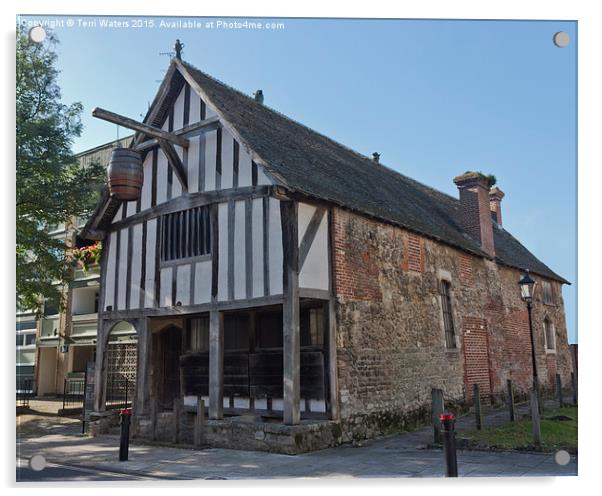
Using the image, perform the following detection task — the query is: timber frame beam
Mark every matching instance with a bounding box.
[134,116,221,152]
[92,107,189,148]
[157,138,189,192]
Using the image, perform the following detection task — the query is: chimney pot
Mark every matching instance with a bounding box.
[254,90,264,104]
[453,171,496,257]
[489,186,505,227]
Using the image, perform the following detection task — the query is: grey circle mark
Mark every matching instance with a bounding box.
[28,26,47,43]
[554,449,571,466]
[29,454,46,472]
[553,31,570,48]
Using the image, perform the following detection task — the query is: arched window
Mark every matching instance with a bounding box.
[543,317,556,351]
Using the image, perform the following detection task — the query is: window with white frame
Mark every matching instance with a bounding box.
[543,317,555,351]
[440,280,457,349]
[543,281,554,305]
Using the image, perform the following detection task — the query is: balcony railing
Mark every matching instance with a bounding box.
[40,317,59,338]
[73,264,100,281]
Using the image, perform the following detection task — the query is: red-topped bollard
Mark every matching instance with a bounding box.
[440,412,458,477]
[119,408,132,461]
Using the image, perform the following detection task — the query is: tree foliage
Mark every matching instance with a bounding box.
[16,27,104,313]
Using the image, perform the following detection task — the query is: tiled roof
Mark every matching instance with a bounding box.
[181,61,568,284]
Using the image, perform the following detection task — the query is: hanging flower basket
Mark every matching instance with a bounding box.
[72,241,102,272]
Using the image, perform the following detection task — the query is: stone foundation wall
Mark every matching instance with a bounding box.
[331,207,572,438]
[134,412,343,454]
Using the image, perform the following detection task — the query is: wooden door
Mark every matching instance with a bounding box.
[160,328,182,410]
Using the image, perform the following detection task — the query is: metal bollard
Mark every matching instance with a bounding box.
[440,413,458,477]
[119,408,132,461]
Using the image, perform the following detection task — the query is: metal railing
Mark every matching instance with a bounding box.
[16,377,35,409]
[62,377,85,410]
[105,376,134,411]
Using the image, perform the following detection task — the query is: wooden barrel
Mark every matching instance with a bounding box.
[107,148,143,201]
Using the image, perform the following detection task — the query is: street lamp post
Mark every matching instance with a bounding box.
[519,271,539,396]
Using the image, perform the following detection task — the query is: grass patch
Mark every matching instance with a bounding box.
[462,406,577,452]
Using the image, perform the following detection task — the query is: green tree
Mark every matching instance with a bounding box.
[16,26,104,313]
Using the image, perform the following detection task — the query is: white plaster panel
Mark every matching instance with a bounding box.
[144,219,157,308]
[140,152,153,210]
[217,202,228,301]
[220,131,234,190]
[189,90,201,124]
[299,210,329,291]
[171,146,183,198]
[234,200,246,299]
[251,198,264,298]
[173,86,185,130]
[204,130,217,191]
[116,228,129,310]
[175,263,191,306]
[128,223,143,309]
[160,267,173,307]
[187,136,199,194]
[268,198,283,295]
[156,148,168,204]
[104,231,117,310]
[297,203,316,243]
[257,168,271,185]
[238,146,252,187]
[194,259,212,304]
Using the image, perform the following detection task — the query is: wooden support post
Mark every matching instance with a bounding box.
[194,398,205,447]
[556,373,564,407]
[507,379,515,422]
[326,209,340,421]
[93,320,110,412]
[136,318,151,416]
[530,389,541,448]
[151,399,158,442]
[281,201,300,425]
[173,398,182,444]
[209,310,224,420]
[571,372,578,405]
[473,384,483,430]
[431,388,444,444]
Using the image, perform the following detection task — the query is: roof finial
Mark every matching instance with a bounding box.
[175,39,184,60]
[372,152,380,164]
[254,90,264,104]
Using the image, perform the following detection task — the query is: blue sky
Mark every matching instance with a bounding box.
[18,15,577,342]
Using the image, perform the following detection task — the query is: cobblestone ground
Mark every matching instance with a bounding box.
[16,398,577,481]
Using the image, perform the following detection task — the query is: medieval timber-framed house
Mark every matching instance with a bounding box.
[82,57,572,453]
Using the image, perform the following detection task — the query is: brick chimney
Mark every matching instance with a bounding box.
[489,186,505,227]
[453,172,495,257]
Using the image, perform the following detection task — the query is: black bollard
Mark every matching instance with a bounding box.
[119,408,131,461]
[440,412,458,477]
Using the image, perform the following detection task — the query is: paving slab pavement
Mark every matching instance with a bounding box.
[16,398,577,481]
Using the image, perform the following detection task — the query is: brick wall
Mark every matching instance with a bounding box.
[331,207,572,435]
[462,317,491,401]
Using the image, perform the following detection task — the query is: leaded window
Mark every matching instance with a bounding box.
[440,280,456,349]
[543,281,554,305]
[160,206,211,262]
[544,318,555,351]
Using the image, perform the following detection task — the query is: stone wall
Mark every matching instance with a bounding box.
[331,207,572,438]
